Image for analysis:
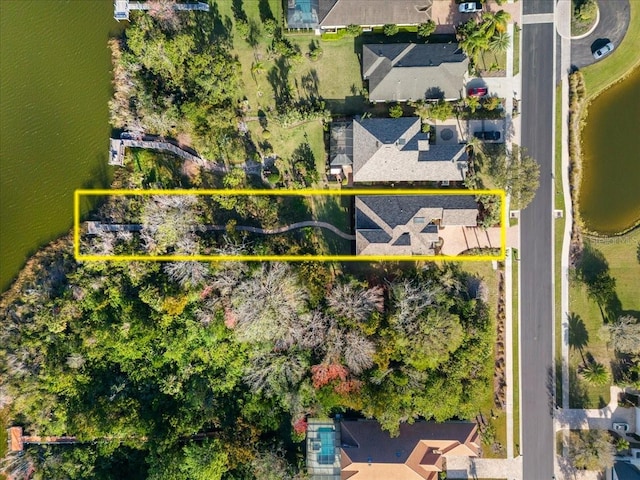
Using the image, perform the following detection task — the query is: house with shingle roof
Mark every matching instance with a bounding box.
[306,419,480,480]
[355,195,479,256]
[363,43,468,102]
[287,0,433,32]
[330,117,468,184]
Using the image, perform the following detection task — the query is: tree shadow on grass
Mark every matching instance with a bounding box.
[568,365,590,409]
[258,0,274,22]
[194,2,233,47]
[577,241,622,323]
[568,312,589,365]
[267,57,292,107]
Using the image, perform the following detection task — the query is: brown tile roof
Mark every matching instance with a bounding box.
[339,420,479,480]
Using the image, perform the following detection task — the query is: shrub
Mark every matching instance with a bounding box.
[264,18,277,37]
[388,104,403,118]
[417,21,436,38]
[383,24,399,36]
[574,0,598,23]
[235,19,250,40]
[262,129,271,139]
[427,100,454,121]
[345,24,363,36]
[308,46,323,61]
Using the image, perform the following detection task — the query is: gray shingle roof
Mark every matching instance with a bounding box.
[363,43,468,102]
[351,117,468,183]
[319,0,432,28]
[355,195,478,255]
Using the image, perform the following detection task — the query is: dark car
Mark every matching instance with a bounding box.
[473,131,501,141]
[467,87,488,97]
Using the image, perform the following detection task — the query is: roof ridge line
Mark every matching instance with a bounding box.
[392,43,417,67]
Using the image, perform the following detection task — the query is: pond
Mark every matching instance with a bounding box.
[579,67,640,235]
[0,1,122,291]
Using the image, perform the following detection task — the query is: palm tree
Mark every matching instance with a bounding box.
[581,361,609,386]
[459,30,490,63]
[465,95,481,113]
[489,31,511,54]
[481,10,511,38]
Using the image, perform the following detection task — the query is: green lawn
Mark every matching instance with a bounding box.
[568,231,640,407]
[215,0,363,172]
[581,0,640,99]
[462,261,507,459]
[478,49,508,76]
[554,84,565,405]
[511,252,520,456]
[513,24,520,77]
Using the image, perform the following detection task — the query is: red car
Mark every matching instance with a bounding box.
[467,87,488,97]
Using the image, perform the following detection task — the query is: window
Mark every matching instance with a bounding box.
[413,217,425,224]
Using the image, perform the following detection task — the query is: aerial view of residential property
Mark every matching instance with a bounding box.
[1,0,639,478]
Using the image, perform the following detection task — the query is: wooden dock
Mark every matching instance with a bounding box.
[7,427,78,452]
[108,138,207,167]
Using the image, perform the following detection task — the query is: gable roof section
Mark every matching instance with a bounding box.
[339,420,479,480]
[363,43,468,102]
[319,0,432,28]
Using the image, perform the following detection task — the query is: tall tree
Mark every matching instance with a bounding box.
[566,430,615,471]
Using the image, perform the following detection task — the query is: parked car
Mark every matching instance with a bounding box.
[593,42,615,60]
[473,131,501,141]
[613,422,629,432]
[459,2,482,13]
[467,87,488,97]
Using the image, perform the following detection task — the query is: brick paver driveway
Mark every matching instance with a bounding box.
[431,0,521,35]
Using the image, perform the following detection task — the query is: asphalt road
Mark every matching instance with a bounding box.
[520,19,556,480]
[571,0,630,69]
[523,0,554,15]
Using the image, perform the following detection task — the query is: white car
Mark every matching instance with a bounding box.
[459,2,482,13]
[593,42,615,60]
[613,422,629,432]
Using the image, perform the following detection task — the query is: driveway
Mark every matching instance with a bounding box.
[447,456,522,480]
[430,0,521,35]
[571,0,630,69]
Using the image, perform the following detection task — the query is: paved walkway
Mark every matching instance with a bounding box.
[555,387,635,431]
[447,455,523,480]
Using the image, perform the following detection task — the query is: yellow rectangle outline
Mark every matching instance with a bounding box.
[74,188,506,262]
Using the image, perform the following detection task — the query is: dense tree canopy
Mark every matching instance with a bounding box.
[1,238,494,475]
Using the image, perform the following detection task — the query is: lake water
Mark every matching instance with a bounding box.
[0,1,121,291]
[579,67,640,235]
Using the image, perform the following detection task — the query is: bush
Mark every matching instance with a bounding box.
[262,129,271,139]
[388,104,403,118]
[235,19,250,40]
[574,0,598,23]
[383,24,399,36]
[417,21,436,38]
[345,24,363,36]
[264,18,277,37]
[308,46,323,61]
[427,100,454,121]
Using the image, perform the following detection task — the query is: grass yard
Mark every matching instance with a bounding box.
[511,252,520,456]
[214,0,363,175]
[461,261,507,459]
[568,230,640,407]
[478,49,508,77]
[554,84,565,405]
[513,24,520,77]
[581,0,640,99]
